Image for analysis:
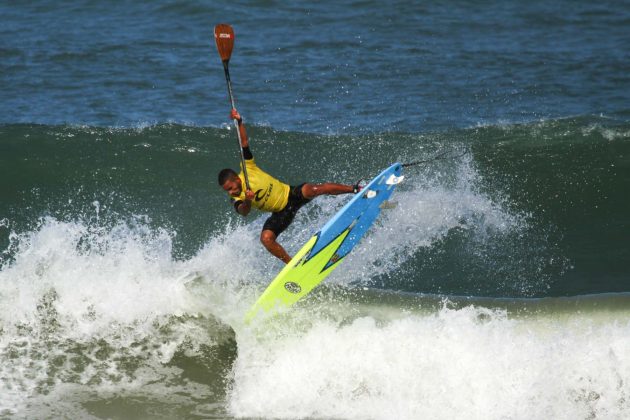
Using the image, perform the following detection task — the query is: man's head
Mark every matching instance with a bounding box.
[218,168,242,197]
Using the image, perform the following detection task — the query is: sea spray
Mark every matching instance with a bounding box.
[230,304,630,420]
[1,117,628,418]
[0,217,238,416]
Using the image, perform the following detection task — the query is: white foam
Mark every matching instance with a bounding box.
[0,216,248,414]
[1,206,628,419]
[582,123,630,142]
[230,305,630,419]
[282,153,522,286]
[0,218,186,329]
[0,155,562,416]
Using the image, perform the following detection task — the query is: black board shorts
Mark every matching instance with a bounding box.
[262,184,311,236]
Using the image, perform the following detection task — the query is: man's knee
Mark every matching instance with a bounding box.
[301,183,317,199]
[260,230,277,247]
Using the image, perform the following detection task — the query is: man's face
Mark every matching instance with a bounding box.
[222,177,242,197]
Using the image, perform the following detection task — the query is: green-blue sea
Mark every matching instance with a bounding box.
[1,1,629,418]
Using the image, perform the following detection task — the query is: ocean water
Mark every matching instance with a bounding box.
[1,1,629,419]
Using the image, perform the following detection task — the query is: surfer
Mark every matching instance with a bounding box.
[218,109,360,264]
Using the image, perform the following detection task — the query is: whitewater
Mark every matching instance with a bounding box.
[1,120,629,418]
[2,0,630,417]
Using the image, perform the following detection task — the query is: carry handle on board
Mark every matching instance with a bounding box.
[214,23,251,190]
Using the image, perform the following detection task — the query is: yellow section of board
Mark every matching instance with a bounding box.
[245,228,350,323]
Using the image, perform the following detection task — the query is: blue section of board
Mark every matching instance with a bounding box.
[306,162,404,263]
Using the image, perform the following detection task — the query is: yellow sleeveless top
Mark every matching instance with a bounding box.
[235,158,290,213]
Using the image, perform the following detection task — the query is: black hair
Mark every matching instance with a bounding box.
[218,168,238,186]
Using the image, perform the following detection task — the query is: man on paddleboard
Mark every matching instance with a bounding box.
[218,109,360,264]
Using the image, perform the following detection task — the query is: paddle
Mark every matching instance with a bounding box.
[214,23,251,190]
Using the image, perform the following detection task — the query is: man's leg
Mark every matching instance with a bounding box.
[260,229,292,264]
[258,183,354,263]
[301,183,354,199]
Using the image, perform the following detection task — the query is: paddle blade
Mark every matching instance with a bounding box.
[214,23,235,63]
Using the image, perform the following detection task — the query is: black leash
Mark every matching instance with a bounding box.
[402,149,469,168]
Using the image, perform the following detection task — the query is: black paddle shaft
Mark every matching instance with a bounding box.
[222,60,251,190]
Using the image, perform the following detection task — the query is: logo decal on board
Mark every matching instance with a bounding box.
[284,282,302,294]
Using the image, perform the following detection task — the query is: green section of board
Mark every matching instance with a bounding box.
[245,228,350,322]
[244,163,404,323]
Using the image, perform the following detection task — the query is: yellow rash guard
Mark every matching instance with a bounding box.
[234,158,290,213]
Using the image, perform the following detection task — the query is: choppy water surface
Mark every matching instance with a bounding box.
[1,0,629,418]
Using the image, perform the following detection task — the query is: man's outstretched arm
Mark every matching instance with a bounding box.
[231,108,250,151]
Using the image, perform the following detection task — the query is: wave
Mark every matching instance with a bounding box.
[233,299,630,419]
[2,116,629,297]
[1,215,628,417]
[1,116,629,417]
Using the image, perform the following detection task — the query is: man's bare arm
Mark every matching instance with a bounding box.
[235,189,255,216]
[231,109,249,149]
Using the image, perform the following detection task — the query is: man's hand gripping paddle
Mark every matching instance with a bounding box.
[214,23,251,190]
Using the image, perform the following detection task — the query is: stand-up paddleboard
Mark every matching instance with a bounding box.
[245,162,404,322]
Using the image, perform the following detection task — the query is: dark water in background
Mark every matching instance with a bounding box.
[1,1,630,419]
[2,1,629,132]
